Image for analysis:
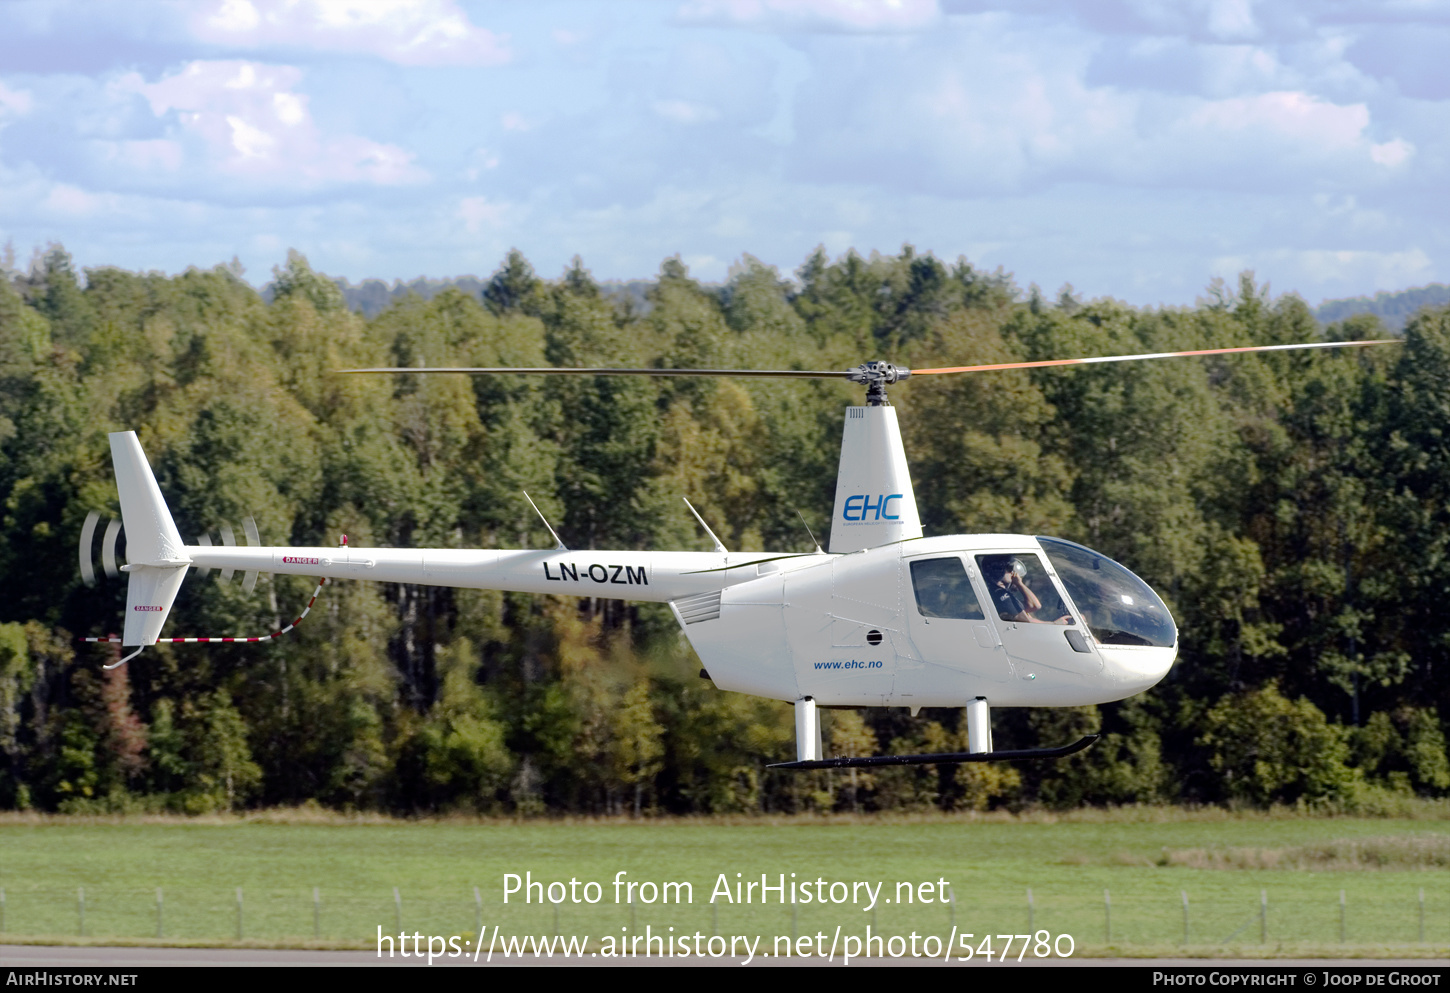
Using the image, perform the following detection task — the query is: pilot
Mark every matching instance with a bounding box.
[982,555,1073,625]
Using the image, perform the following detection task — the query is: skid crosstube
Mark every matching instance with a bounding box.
[768,734,1100,770]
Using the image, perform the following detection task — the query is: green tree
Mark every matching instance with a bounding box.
[270,249,344,313]
[1196,683,1357,805]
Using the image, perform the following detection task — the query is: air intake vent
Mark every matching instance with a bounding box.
[674,591,722,625]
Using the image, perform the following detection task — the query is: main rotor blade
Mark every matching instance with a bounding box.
[338,339,1398,384]
[336,366,851,379]
[911,338,1399,377]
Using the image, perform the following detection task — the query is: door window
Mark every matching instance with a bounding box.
[909,557,985,620]
[974,553,1075,625]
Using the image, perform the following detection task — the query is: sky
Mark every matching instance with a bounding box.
[0,0,1446,306]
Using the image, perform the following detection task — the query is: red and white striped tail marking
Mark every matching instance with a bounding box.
[83,579,327,645]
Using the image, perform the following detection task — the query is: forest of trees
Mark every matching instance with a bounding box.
[2,243,1450,816]
[1316,283,1450,333]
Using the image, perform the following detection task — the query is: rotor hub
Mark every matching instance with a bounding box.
[847,361,912,405]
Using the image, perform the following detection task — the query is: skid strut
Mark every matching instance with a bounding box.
[774,694,1099,769]
[769,734,1101,770]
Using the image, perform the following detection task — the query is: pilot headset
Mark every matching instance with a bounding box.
[986,555,1028,578]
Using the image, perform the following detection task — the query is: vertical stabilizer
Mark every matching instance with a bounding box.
[110,432,186,565]
[828,406,923,553]
[109,432,190,645]
[122,566,189,646]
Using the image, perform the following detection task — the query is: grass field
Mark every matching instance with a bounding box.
[2,809,1449,958]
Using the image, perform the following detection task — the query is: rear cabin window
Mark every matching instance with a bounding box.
[909,557,985,620]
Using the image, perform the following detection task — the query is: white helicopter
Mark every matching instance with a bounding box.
[79,339,1395,770]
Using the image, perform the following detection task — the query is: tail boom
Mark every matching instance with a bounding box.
[185,545,817,604]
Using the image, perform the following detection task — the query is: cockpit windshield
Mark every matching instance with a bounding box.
[1037,537,1177,648]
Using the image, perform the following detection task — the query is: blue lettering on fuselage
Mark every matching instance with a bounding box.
[842,494,903,522]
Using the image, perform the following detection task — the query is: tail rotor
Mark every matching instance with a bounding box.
[78,510,123,588]
[241,516,261,593]
[81,512,263,589]
[195,516,262,588]
[218,524,236,582]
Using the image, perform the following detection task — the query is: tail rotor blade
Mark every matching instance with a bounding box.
[195,534,213,579]
[101,518,122,579]
[219,524,236,582]
[79,510,101,587]
[241,516,260,593]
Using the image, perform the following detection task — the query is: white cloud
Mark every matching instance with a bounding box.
[0,82,33,118]
[677,0,941,32]
[1370,138,1413,167]
[1204,0,1257,41]
[97,138,187,174]
[2,2,1444,308]
[43,183,105,216]
[653,99,721,124]
[791,24,1421,196]
[1185,91,1367,148]
[1216,247,1434,293]
[458,196,507,234]
[463,147,500,181]
[189,0,511,66]
[272,91,306,126]
[114,60,425,187]
[211,0,261,32]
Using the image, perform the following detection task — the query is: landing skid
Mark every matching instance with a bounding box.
[768,734,1100,770]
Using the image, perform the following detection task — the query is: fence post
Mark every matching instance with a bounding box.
[1104,889,1111,944]
[1181,890,1189,945]
[474,886,482,938]
[236,887,243,941]
[1,886,5,934]
[1419,888,1426,944]
[156,887,163,939]
[314,887,321,939]
[78,886,85,937]
[1260,889,1267,943]
[394,887,402,933]
[949,886,956,929]
[1026,887,1032,933]
[629,892,636,931]
[1339,889,1346,945]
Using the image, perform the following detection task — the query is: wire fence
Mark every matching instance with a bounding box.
[0,882,1443,951]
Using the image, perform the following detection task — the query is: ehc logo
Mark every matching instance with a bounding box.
[842,494,904,522]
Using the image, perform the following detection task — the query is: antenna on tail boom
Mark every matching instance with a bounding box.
[523,491,568,551]
[682,498,727,554]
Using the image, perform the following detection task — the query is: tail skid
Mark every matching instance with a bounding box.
[84,578,329,657]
